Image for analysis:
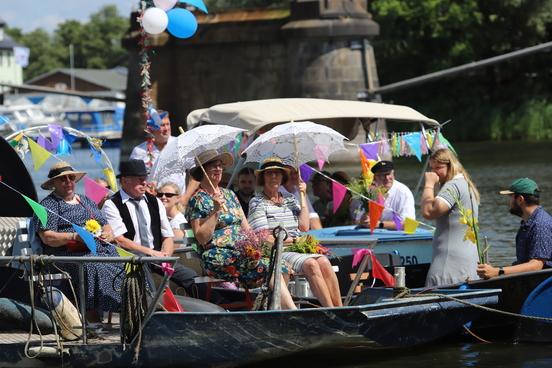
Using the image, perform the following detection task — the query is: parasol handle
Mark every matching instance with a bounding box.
[194,154,228,212]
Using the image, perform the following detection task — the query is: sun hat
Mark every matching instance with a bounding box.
[499,178,540,197]
[117,159,149,178]
[41,161,86,190]
[254,157,291,176]
[190,150,234,179]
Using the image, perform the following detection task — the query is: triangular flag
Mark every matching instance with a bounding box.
[72,224,96,255]
[438,133,457,155]
[116,246,134,257]
[360,142,379,160]
[403,133,422,161]
[232,133,243,155]
[37,135,56,152]
[332,181,347,214]
[62,129,77,144]
[392,212,403,231]
[83,176,109,205]
[368,201,384,233]
[27,137,52,171]
[403,217,419,234]
[103,168,118,192]
[370,252,395,287]
[57,138,71,156]
[89,146,102,165]
[163,287,184,312]
[48,124,63,150]
[314,145,329,170]
[359,149,371,179]
[299,164,314,183]
[22,195,47,227]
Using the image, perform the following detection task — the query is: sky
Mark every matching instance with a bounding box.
[1,0,137,33]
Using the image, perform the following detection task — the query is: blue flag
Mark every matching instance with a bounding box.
[72,224,97,255]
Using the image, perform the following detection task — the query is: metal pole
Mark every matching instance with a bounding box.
[268,226,287,311]
[69,44,75,90]
[78,263,87,344]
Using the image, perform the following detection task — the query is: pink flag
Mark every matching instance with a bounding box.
[83,176,109,205]
[332,181,347,214]
[314,145,329,170]
[392,212,403,230]
[377,192,385,206]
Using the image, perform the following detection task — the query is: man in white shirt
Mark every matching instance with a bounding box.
[357,161,416,230]
[102,159,197,289]
[130,110,175,169]
[281,165,322,230]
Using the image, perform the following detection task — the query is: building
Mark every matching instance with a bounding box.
[0,18,24,93]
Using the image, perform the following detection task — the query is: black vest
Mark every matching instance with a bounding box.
[111,191,162,251]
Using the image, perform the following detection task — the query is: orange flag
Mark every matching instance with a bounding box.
[359,149,371,178]
[368,201,384,233]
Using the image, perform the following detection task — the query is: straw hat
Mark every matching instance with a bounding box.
[190,150,234,179]
[41,161,86,190]
[255,157,290,186]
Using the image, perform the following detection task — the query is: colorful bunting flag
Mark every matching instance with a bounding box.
[37,135,56,152]
[392,212,403,231]
[161,262,175,277]
[299,164,315,183]
[438,133,457,155]
[115,246,134,257]
[48,124,63,150]
[368,201,384,233]
[359,149,371,178]
[103,168,118,192]
[22,194,47,227]
[232,133,243,155]
[314,145,329,170]
[332,181,347,214]
[83,176,109,205]
[27,137,52,171]
[403,132,422,161]
[57,139,72,156]
[403,217,420,234]
[360,142,379,160]
[62,130,77,144]
[72,224,96,255]
[351,249,395,287]
[163,287,184,312]
[376,193,385,206]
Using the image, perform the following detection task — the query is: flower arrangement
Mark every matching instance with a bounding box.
[285,234,329,255]
[85,219,102,237]
[347,177,388,218]
[234,229,272,264]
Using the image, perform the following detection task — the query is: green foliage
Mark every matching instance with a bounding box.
[6,5,127,80]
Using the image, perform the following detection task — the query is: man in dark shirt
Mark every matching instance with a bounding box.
[234,167,256,215]
[477,178,552,279]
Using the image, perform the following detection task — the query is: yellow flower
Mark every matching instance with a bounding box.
[85,219,102,236]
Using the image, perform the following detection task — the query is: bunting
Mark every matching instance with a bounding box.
[392,212,404,231]
[360,142,379,160]
[368,201,384,233]
[438,133,457,154]
[72,224,97,255]
[27,137,52,170]
[332,181,347,214]
[403,217,420,234]
[83,176,109,205]
[314,145,329,170]
[22,194,47,227]
[299,164,315,183]
[163,287,184,312]
[403,132,422,161]
[351,249,395,287]
[103,168,118,192]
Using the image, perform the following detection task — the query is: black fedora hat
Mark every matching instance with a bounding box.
[117,159,149,178]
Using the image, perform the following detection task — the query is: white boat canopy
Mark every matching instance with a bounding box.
[186,98,440,139]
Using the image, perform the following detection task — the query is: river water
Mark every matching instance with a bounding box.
[25,141,552,367]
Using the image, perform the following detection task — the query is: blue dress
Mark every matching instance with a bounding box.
[35,193,123,313]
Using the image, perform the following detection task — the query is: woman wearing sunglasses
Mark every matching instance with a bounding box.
[157,182,185,241]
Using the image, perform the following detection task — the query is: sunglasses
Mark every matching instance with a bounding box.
[156,192,178,198]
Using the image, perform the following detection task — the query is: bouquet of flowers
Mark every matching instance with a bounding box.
[285,234,330,255]
[85,219,102,236]
[347,177,388,214]
[234,229,272,264]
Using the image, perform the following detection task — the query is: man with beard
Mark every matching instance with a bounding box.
[234,167,256,215]
[477,178,552,279]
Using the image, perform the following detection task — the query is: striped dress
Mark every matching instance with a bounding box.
[247,192,322,273]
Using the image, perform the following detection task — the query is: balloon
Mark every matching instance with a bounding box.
[154,0,177,11]
[167,8,198,39]
[142,7,169,35]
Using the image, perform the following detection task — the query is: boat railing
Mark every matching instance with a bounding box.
[0,255,178,346]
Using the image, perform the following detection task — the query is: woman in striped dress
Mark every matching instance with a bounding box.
[248,158,342,307]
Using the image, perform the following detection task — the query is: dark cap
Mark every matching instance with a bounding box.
[117,159,149,178]
[371,161,394,174]
[499,178,540,197]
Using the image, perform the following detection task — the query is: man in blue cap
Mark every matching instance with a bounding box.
[477,178,552,279]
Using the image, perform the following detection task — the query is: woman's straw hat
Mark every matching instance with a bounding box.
[41,161,86,190]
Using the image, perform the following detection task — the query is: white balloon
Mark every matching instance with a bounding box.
[142,7,169,35]
[153,0,177,11]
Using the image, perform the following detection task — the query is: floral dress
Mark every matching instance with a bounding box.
[35,193,123,313]
[186,188,269,286]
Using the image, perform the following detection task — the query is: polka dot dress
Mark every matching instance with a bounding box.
[36,193,123,313]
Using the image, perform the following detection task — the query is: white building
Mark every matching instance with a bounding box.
[0,18,24,93]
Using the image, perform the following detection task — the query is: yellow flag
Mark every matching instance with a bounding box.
[403,217,420,234]
[115,246,134,274]
[13,133,23,142]
[103,168,118,192]
[27,137,51,171]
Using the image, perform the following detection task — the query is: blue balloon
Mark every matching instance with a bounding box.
[167,8,198,39]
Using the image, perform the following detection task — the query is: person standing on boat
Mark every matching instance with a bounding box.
[34,161,123,324]
[102,160,198,293]
[355,161,416,230]
[281,165,323,230]
[421,148,480,286]
[186,151,297,309]
[248,158,342,307]
[477,178,552,279]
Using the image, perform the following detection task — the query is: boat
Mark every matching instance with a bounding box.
[63,107,124,143]
[0,103,60,136]
[0,134,501,367]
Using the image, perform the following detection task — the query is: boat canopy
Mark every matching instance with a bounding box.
[186,98,440,138]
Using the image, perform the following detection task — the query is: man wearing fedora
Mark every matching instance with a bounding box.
[477,178,552,279]
[102,159,197,290]
[355,160,415,230]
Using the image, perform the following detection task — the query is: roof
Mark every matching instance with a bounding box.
[26,68,127,91]
[0,34,21,50]
[187,98,440,138]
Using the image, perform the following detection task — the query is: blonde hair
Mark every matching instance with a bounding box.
[157,182,184,212]
[430,148,480,203]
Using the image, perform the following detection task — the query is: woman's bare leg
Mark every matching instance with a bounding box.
[317,257,342,307]
[302,258,333,307]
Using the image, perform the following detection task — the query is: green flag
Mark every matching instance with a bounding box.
[22,195,47,227]
[438,133,457,155]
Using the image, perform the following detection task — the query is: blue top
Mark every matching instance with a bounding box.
[515,206,552,268]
